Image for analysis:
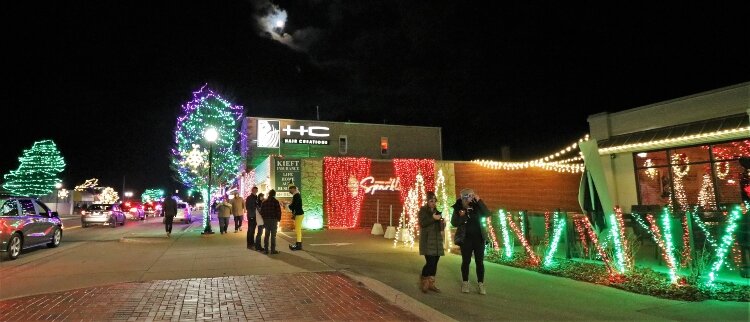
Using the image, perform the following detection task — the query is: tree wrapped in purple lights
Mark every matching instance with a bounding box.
[171,85,246,230]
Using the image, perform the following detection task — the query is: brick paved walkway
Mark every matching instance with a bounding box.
[0,272,424,321]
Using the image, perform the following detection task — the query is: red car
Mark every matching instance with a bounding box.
[143,201,162,217]
[121,201,145,220]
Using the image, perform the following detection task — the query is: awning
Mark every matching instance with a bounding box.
[598,113,749,154]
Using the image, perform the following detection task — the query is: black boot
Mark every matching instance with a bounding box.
[296,242,302,251]
[289,243,297,251]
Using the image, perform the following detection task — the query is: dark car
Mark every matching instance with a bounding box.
[81,204,126,228]
[121,201,145,220]
[0,195,63,260]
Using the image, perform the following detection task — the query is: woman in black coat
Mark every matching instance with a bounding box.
[451,188,490,295]
[418,191,445,293]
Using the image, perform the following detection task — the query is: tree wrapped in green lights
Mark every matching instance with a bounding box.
[141,188,165,202]
[171,85,246,231]
[3,140,66,197]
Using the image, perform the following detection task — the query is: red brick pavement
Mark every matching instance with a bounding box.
[0,272,424,321]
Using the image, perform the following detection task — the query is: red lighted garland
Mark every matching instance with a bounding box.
[323,157,371,229]
[506,212,540,266]
[573,217,590,257]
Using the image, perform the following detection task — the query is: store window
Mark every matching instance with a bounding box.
[339,135,348,155]
[380,137,388,155]
[635,139,750,211]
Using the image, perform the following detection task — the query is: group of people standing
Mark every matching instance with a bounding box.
[418,188,490,295]
[161,185,305,255]
[243,185,305,254]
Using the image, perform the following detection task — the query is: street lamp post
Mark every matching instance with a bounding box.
[54,182,62,212]
[202,127,218,235]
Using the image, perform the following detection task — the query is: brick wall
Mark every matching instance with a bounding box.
[453,162,581,213]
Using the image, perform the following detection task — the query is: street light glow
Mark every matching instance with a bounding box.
[204,127,218,142]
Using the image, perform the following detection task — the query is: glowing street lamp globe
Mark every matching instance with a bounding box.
[204,127,218,143]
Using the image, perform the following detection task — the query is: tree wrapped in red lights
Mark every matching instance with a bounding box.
[323,157,371,228]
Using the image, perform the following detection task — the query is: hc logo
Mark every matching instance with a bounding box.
[282,125,330,137]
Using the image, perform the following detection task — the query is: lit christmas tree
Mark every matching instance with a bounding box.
[141,188,165,202]
[3,140,66,197]
[171,85,245,231]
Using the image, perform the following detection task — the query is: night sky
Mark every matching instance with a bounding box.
[3,1,749,196]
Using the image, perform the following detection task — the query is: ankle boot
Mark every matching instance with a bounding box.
[296,242,302,250]
[420,276,429,293]
[289,243,296,250]
[428,276,441,292]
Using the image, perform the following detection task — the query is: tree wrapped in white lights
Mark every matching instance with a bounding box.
[394,172,426,248]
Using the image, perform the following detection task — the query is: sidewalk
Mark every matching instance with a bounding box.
[0,218,450,321]
[0,272,422,321]
[0,217,747,321]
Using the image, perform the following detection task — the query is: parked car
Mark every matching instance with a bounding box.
[0,195,63,260]
[143,201,161,217]
[81,204,126,228]
[174,202,192,223]
[121,201,145,220]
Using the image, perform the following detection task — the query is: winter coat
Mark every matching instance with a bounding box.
[289,192,304,217]
[245,194,259,222]
[217,201,232,218]
[260,197,282,221]
[230,196,245,216]
[162,197,177,218]
[450,198,490,244]
[419,205,445,256]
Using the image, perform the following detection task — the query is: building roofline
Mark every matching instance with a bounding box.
[246,116,442,131]
[607,81,749,117]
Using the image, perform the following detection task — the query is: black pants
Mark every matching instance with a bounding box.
[247,220,257,247]
[263,220,277,251]
[164,215,174,233]
[234,214,243,231]
[460,236,485,283]
[422,255,440,277]
[255,225,265,248]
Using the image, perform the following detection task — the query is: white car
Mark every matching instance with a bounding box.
[173,202,192,223]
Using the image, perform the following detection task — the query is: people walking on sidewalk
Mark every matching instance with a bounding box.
[288,185,305,251]
[245,187,259,249]
[162,193,178,238]
[231,191,245,233]
[419,191,445,293]
[451,188,490,295]
[254,193,266,251]
[260,190,281,254]
[217,197,233,234]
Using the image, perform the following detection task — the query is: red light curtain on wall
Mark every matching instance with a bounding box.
[393,159,436,204]
[323,157,372,228]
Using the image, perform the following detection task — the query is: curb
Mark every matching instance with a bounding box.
[119,236,171,243]
[341,270,457,322]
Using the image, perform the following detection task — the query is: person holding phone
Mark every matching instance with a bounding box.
[451,188,490,294]
[418,191,445,293]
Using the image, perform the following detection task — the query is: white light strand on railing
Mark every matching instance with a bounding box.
[598,127,750,154]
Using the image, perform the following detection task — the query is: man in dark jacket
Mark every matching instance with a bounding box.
[260,189,281,254]
[162,194,178,238]
[245,186,259,249]
[288,185,305,251]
